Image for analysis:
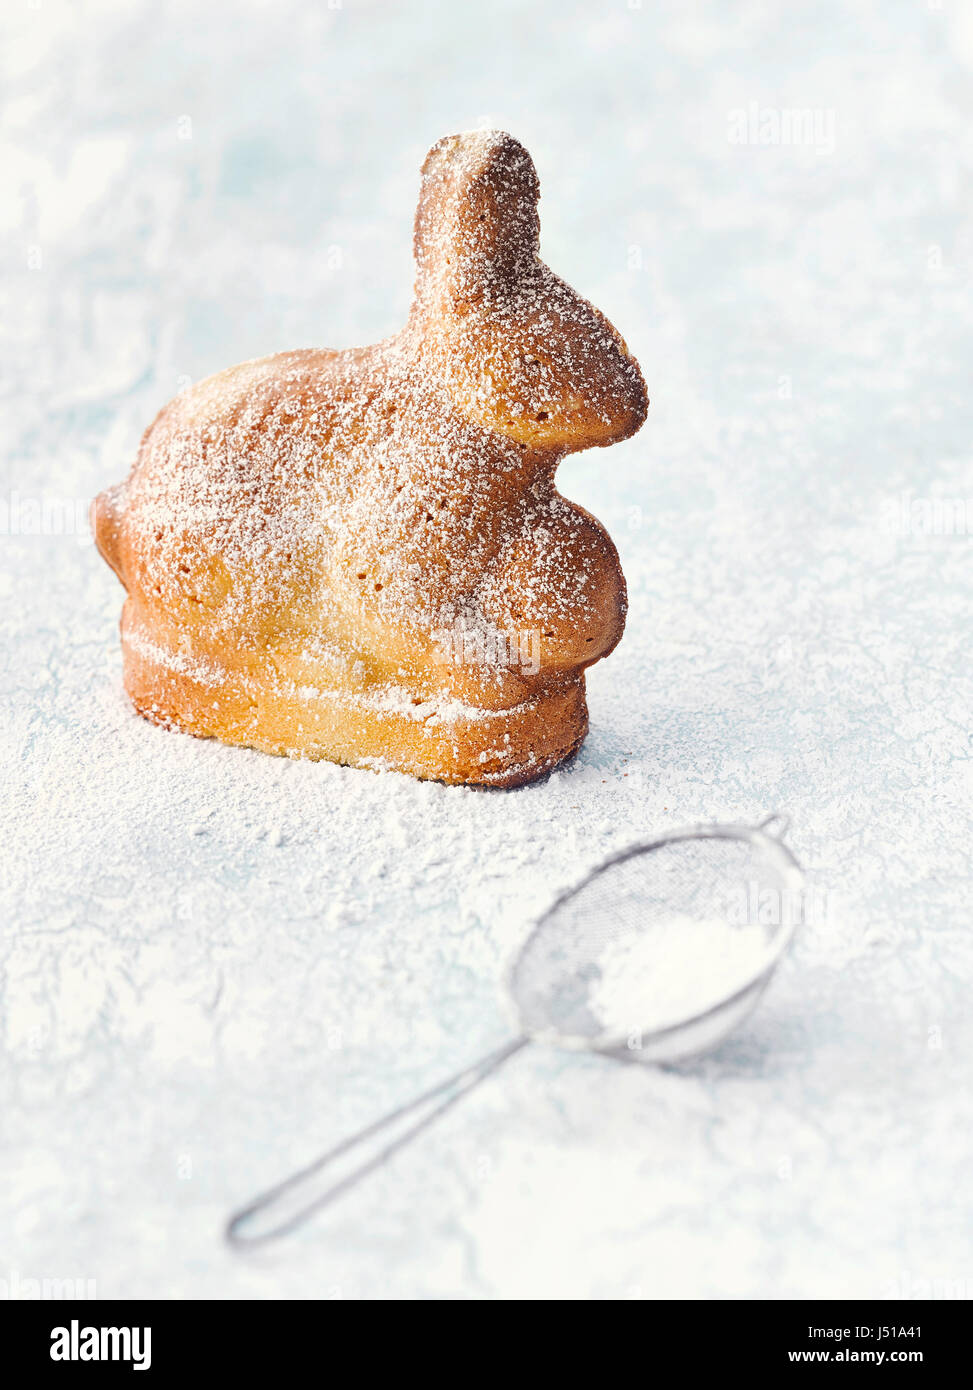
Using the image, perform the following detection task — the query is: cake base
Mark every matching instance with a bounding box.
[120,616,589,788]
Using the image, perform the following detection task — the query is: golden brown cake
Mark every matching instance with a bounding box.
[92,130,648,785]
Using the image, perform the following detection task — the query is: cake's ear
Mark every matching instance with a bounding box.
[413,131,540,308]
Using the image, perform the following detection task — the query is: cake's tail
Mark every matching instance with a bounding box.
[91,484,127,587]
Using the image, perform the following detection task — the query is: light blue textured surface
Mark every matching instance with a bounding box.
[1,0,971,1299]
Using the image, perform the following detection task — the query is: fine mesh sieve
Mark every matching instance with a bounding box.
[227,816,804,1245]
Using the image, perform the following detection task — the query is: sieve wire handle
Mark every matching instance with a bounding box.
[226,1035,529,1246]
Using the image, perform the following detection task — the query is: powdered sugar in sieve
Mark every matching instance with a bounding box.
[589,914,774,1037]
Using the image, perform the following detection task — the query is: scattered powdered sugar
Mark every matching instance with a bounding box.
[589,915,774,1036]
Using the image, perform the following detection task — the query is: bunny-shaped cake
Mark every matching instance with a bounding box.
[93,131,648,785]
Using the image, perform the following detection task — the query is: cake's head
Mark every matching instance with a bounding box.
[412,130,648,452]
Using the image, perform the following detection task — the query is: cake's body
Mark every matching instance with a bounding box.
[93,132,648,785]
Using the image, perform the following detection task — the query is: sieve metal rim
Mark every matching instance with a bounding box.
[501,818,805,1054]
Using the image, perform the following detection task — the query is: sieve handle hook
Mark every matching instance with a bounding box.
[226,1035,528,1246]
[756,811,791,840]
